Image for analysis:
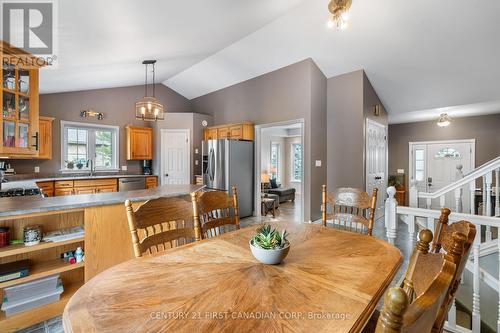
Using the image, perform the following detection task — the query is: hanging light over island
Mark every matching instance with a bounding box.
[135,60,164,121]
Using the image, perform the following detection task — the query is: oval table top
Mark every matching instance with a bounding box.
[63,222,402,333]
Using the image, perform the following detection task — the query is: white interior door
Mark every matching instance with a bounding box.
[161,130,190,185]
[366,119,387,219]
[410,140,475,211]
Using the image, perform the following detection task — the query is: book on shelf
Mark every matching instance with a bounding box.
[0,260,30,283]
[43,225,84,243]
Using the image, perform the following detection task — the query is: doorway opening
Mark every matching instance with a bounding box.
[409,139,475,210]
[254,120,305,223]
[160,129,191,185]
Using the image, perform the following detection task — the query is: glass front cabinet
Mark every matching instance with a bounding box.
[0,45,43,157]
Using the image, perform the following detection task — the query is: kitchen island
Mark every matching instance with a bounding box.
[0,184,203,332]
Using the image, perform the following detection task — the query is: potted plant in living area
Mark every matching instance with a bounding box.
[249,224,290,264]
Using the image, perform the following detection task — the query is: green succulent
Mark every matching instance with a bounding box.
[251,224,289,250]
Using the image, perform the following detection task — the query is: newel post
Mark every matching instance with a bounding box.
[385,186,398,245]
[409,180,419,208]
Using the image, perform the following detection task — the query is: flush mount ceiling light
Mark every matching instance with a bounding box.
[327,0,352,30]
[135,60,165,121]
[437,113,452,127]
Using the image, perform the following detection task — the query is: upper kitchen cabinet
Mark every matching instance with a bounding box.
[38,116,55,159]
[126,125,153,160]
[203,122,254,141]
[0,42,45,157]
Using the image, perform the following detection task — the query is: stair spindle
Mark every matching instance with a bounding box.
[472,235,481,333]
[495,168,499,217]
[486,173,493,242]
[498,233,500,333]
[470,180,476,214]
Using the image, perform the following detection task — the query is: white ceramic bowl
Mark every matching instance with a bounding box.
[249,241,290,265]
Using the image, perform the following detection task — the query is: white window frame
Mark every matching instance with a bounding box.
[270,142,281,182]
[290,143,302,183]
[60,121,119,172]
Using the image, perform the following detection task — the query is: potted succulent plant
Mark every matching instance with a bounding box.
[249,224,290,265]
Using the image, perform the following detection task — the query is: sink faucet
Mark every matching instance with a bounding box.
[86,159,95,176]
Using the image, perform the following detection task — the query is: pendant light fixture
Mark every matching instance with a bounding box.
[135,60,164,121]
[327,0,352,30]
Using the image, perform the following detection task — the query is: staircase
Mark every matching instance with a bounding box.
[384,156,500,333]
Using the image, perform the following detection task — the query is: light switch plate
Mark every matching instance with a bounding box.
[34,166,40,173]
[122,166,128,171]
[315,160,322,167]
[195,148,199,154]
[397,169,405,174]
[195,160,199,166]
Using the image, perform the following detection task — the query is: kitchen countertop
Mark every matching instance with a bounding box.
[1,173,158,190]
[0,184,204,218]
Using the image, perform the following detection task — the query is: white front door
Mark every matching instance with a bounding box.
[366,119,387,219]
[161,130,190,185]
[410,140,475,210]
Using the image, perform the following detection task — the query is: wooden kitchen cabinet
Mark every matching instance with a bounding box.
[55,188,74,196]
[204,128,218,140]
[217,127,230,139]
[36,181,54,197]
[0,42,45,157]
[126,125,153,160]
[73,187,96,195]
[96,185,118,193]
[145,176,158,189]
[37,116,54,159]
[203,122,254,141]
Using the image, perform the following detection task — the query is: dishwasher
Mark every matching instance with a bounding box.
[118,177,146,192]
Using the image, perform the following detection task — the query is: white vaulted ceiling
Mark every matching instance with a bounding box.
[39,0,305,93]
[40,0,500,122]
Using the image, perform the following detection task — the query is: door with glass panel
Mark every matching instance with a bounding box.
[1,61,40,156]
[410,140,474,210]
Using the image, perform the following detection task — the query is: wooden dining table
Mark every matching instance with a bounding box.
[63,222,402,333]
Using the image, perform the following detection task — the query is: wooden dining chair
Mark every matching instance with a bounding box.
[374,229,458,333]
[431,208,476,333]
[125,196,201,258]
[321,185,378,235]
[191,187,240,239]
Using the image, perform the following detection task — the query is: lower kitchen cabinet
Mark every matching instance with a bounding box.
[39,177,157,196]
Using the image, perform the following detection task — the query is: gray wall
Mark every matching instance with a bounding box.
[327,71,364,190]
[327,70,388,191]
[388,113,500,190]
[10,84,192,174]
[192,59,327,222]
[309,61,327,221]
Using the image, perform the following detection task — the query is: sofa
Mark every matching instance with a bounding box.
[263,184,296,203]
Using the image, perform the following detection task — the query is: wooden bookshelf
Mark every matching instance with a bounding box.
[0,209,85,332]
[0,237,84,258]
[0,281,82,332]
[0,260,84,289]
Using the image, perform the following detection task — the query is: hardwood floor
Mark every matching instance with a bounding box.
[241,194,302,228]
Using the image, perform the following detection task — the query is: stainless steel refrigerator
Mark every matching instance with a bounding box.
[202,140,254,217]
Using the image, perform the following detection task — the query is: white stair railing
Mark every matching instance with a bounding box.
[409,156,500,216]
[385,186,500,333]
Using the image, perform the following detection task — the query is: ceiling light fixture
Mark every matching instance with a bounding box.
[135,60,164,121]
[327,0,352,30]
[437,113,452,127]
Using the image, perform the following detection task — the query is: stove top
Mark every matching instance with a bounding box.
[0,187,42,198]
